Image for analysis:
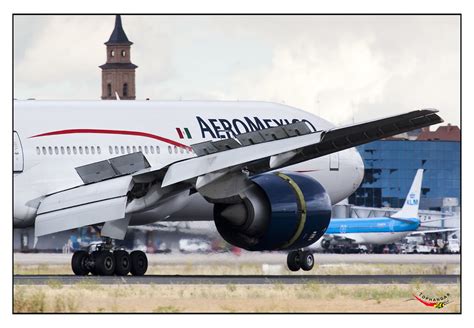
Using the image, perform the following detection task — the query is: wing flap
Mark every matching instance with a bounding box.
[35,197,127,237]
[35,176,132,237]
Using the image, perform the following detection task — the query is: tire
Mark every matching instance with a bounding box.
[287,251,301,272]
[95,250,116,276]
[114,250,131,276]
[89,251,100,275]
[130,251,148,276]
[300,251,314,271]
[71,250,90,276]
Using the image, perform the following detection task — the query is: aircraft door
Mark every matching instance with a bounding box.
[329,153,339,171]
[13,131,24,172]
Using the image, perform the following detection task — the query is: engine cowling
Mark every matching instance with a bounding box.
[213,172,332,251]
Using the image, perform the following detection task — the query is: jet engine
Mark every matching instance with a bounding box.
[213,172,332,251]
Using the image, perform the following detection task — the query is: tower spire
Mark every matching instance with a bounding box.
[105,15,133,45]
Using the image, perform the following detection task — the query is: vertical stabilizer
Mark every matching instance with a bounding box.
[392,169,423,219]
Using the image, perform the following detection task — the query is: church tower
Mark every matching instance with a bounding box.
[100,15,137,100]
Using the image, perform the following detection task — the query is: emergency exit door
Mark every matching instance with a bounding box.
[13,131,24,172]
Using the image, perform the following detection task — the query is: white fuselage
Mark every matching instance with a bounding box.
[13,100,364,228]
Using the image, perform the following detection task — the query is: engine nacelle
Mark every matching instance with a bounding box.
[214,172,332,251]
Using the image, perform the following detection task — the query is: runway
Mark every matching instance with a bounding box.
[14,252,461,265]
[14,274,460,285]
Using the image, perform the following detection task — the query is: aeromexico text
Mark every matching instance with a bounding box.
[196,116,317,139]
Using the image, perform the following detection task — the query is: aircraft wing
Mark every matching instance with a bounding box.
[411,228,460,235]
[33,109,442,237]
[156,109,443,187]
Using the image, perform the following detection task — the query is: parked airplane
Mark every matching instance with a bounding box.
[315,169,458,252]
[13,100,442,274]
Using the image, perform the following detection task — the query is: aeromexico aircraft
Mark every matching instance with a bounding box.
[13,100,442,275]
[318,169,424,250]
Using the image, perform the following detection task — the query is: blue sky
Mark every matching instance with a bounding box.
[14,15,460,126]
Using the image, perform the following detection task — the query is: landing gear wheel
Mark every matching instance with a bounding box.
[95,250,116,276]
[287,251,301,272]
[300,251,314,271]
[71,250,90,276]
[130,250,148,276]
[114,250,131,276]
[89,251,100,276]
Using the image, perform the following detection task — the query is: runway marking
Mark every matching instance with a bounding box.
[13,274,460,285]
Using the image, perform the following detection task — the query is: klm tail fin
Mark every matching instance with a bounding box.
[392,169,423,219]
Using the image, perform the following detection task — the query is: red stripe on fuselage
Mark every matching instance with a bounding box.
[30,129,192,150]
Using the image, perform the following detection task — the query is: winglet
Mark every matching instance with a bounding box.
[392,169,424,219]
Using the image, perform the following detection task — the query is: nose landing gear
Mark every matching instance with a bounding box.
[71,239,148,276]
[286,250,314,272]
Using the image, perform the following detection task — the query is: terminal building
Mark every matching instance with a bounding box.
[348,124,460,211]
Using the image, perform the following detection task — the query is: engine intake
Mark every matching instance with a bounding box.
[214,172,332,251]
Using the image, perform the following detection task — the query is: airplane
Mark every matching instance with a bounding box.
[13,100,443,275]
[315,169,458,252]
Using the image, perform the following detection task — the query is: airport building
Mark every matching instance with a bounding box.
[349,124,460,211]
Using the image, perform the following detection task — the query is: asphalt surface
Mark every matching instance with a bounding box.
[14,274,460,285]
[14,252,461,265]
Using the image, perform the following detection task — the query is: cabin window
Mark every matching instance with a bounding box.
[180,147,184,154]
[48,146,53,155]
[120,146,125,154]
[138,146,142,153]
[174,146,178,154]
[36,147,40,155]
[42,146,47,155]
[132,146,137,153]
[168,146,172,154]
[60,146,65,155]
[67,146,71,155]
[109,146,113,154]
[126,146,131,154]
[91,146,95,155]
[156,146,160,154]
[85,146,89,155]
[144,146,148,154]
[79,146,83,155]
[73,146,77,155]
[115,146,119,154]
[97,146,101,155]
[150,146,154,154]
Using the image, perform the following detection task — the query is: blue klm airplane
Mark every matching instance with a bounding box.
[318,169,429,248]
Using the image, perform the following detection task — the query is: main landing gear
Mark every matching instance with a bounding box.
[287,250,314,272]
[71,239,148,276]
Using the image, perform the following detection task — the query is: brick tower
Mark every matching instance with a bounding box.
[100,15,137,100]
